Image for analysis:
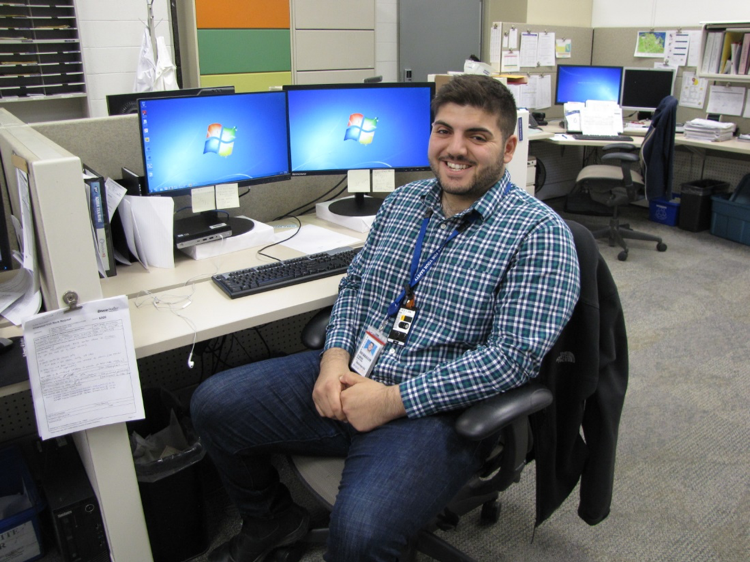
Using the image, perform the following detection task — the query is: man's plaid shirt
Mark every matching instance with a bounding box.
[324,171,580,418]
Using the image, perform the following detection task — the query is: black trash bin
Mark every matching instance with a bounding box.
[128,387,209,562]
[679,179,729,232]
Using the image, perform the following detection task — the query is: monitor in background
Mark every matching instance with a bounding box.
[284,82,435,216]
[620,67,676,120]
[107,86,235,115]
[137,91,290,238]
[555,65,623,105]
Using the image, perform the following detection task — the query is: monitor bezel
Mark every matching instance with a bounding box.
[554,64,624,106]
[283,81,436,177]
[619,67,676,113]
[137,91,292,198]
[106,86,235,116]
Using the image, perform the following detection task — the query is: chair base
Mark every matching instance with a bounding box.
[590,217,667,261]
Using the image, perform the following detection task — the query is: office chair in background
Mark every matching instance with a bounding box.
[274,221,628,562]
[572,95,678,261]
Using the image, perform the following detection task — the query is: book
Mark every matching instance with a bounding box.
[738,33,750,75]
[83,165,116,277]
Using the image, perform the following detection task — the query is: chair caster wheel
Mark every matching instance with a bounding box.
[656,242,667,252]
[270,542,306,562]
[617,250,628,261]
[480,500,501,524]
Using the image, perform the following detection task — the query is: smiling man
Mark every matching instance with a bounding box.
[191,74,580,562]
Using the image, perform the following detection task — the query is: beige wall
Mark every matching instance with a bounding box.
[485,0,592,27]
[527,0,592,27]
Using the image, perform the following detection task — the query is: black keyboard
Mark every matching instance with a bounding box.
[212,247,360,299]
[572,134,634,142]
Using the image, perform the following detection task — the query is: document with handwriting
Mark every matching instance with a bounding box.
[23,295,145,440]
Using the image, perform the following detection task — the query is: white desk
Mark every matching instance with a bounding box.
[0,213,366,562]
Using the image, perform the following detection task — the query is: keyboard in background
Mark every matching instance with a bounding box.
[212,247,360,299]
[572,134,634,142]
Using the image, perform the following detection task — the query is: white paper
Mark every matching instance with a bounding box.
[706,85,745,116]
[104,177,127,222]
[556,38,572,59]
[581,101,623,135]
[507,27,518,50]
[117,197,148,270]
[535,74,552,109]
[666,31,690,67]
[216,183,240,209]
[372,169,395,193]
[520,32,539,67]
[22,295,145,440]
[128,196,175,268]
[501,50,520,73]
[276,224,360,255]
[490,22,503,68]
[679,71,708,109]
[537,32,556,67]
[744,91,750,119]
[347,169,370,193]
[685,30,702,68]
[0,167,42,325]
[191,186,216,212]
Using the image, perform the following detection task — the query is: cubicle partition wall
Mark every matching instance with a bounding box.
[490,22,750,199]
[0,109,154,562]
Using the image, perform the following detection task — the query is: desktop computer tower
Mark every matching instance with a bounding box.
[37,436,110,562]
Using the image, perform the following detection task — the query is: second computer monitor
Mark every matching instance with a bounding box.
[620,67,676,115]
[555,65,623,105]
[284,82,435,176]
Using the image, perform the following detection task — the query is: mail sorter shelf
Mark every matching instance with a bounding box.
[697,21,750,82]
[0,0,85,100]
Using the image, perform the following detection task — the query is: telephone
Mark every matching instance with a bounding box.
[531,112,548,126]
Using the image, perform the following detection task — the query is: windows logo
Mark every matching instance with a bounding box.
[204,123,236,157]
[344,113,378,145]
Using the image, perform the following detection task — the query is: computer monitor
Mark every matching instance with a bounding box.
[137,91,290,236]
[106,86,235,115]
[620,67,676,119]
[284,82,435,216]
[555,65,623,105]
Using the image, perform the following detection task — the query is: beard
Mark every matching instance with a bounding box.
[430,156,506,200]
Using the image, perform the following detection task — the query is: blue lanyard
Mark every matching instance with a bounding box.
[387,212,477,317]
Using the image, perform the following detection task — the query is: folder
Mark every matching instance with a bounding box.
[83,165,116,277]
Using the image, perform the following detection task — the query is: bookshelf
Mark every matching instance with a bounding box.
[0,0,86,101]
[697,21,750,82]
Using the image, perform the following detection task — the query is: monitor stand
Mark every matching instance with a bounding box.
[327,193,382,217]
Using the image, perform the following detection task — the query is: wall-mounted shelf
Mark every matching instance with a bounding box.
[0,0,85,100]
[697,21,750,82]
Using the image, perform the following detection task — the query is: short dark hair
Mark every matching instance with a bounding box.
[432,75,517,141]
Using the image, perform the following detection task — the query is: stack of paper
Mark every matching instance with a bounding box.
[683,119,736,142]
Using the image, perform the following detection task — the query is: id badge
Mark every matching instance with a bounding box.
[387,307,417,346]
[350,327,387,377]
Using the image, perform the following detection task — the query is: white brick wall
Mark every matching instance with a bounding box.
[77,0,173,117]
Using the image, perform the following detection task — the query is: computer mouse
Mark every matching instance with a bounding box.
[0,336,14,355]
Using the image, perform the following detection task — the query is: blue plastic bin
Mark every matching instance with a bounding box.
[0,446,45,562]
[649,196,680,226]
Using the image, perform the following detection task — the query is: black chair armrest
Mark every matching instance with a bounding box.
[455,384,552,441]
[601,152,639,164]
[302,306,333,350]
[603,143,638,153]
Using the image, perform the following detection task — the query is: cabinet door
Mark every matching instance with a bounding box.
[399,0,482,82]
[293,0,375,30]
[295,30,375,71]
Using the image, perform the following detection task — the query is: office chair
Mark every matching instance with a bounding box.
[572,95,678,261]
[273,220,626,562]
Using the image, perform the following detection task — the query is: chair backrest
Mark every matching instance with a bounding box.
[640,95,678,200]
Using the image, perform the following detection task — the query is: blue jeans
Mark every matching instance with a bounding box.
[190,350,491,562]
